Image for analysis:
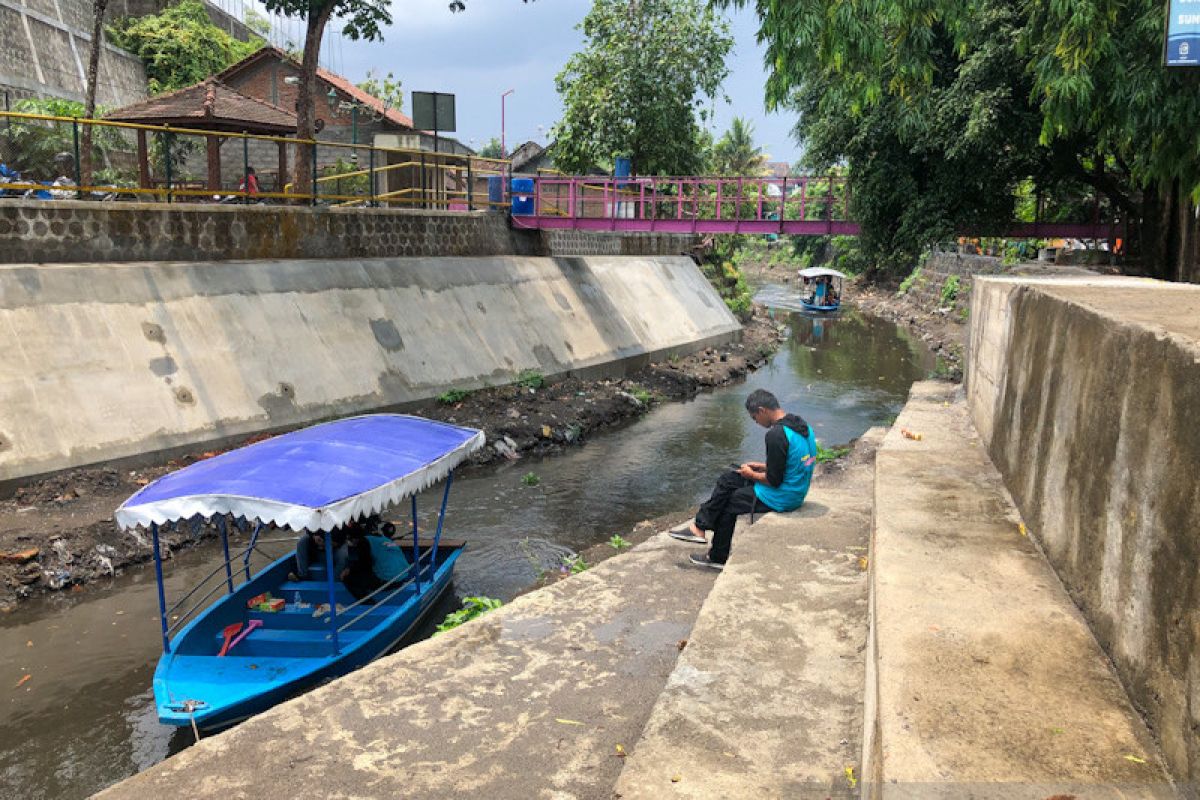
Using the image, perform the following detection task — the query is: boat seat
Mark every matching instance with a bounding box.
[214,626,368,658]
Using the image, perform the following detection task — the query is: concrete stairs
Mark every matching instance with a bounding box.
[102,382,1180,799]
[861,382,1173,798]
[613,382,1175,798]
[613,429,881,799]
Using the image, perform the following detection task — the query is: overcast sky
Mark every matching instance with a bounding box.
[251,0,800,165]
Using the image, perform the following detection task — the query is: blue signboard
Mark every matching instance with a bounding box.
[1166,0,1200,66]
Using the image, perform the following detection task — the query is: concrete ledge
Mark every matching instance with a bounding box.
[868,382,1173,798]
[0,254,740,482]
[967,277,1200,787]
[99,533,720,799]
[614,433,880,799]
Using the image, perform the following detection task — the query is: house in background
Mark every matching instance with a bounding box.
[215,46,472,197]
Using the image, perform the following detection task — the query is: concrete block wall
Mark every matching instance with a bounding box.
[0,0,146,108]
[0,254,741,482]
[0,200,698,263]
[967,276,1200,788]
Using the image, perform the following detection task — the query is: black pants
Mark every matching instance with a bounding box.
[694,470,771,564]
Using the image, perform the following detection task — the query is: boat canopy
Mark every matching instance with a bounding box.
[115,415,485,533]
[797,267,847,279]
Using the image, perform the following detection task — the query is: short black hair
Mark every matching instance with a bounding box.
[744,389,780,413]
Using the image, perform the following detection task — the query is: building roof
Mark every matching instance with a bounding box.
[216,46,417,130]
[105,78,297,133]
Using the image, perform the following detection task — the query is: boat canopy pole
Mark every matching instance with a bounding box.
[431,471,453,573]
[217,516,234,594]
[151,521,170,653]
[324,530,340,654]
[411,495,421,592]
[243,521,262,581]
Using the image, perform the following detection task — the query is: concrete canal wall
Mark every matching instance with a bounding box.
[0,254,739,483]
[0,200,698,264]
[967,275,1200,787]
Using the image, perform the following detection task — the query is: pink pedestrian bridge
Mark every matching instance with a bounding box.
[508,175,1121,241]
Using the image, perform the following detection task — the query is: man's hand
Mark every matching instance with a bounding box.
[738,463,766,481]
[745,461,766,470]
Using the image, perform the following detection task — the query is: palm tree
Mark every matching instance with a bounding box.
[711,117,768,176]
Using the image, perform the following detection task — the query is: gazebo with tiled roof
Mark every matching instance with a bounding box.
[107,78,298,192]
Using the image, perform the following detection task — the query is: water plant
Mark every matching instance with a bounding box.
[435,596,502,634]
[521,471,541,487]
[629,385,653,405]
[564,554,588,574]
[608,534,631,550]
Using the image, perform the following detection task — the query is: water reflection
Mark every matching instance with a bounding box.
[0,287,931,799]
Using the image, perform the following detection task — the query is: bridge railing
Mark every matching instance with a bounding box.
[529,175,852,226]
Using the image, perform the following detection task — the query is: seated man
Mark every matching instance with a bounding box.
[291,527,349,582]
[670,388,817,570]
[343,527,384,601]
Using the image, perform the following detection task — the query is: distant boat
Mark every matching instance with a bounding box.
[115,414,484,731]
[797,267,845,313]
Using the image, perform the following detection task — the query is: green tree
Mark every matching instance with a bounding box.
[710,117,767,176]
[257,0,391,197]
[108,0,261,93]
[8,98,128,180]
[477,137,504,159]
[357,69,403,112]
[243,7,272,38]
[551,0,733,176]
[725,0,1199,281]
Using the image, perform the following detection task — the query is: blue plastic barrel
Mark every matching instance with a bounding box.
[487,175,504,209]
[614,157,632,179]
[511,177,535,216]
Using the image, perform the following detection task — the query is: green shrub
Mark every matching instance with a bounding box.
[628,385,653,405]
[436,388,472,405]
[516,370,545,390]
[939,275,962,306]
[435,596,502,634]
[608,534,631,550]
[521,471,541,487]
[897,267,922,296]
[815,440,851,463]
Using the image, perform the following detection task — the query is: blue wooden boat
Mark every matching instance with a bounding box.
[797,267,845,313]
[114,414,484,732]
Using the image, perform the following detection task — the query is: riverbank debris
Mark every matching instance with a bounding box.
[2,547,38,563]
[901,428,923,441]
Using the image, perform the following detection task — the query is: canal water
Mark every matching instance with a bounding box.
[0,289,933,799]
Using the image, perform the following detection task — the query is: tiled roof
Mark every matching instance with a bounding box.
[216,46,416,130]
[105,78,297,132]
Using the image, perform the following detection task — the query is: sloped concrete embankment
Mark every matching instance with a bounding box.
[0,254,739,484]
[98,531,722,799]
[865,381,1173,797]
[968,276,1200,792]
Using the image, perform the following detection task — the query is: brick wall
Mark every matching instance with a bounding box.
[0,199,700,263]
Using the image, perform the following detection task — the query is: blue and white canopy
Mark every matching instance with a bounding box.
[115,415,485,532]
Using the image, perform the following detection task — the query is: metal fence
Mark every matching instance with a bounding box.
[0,111,512,209]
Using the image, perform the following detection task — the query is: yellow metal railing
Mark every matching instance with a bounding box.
[0,110,512,209]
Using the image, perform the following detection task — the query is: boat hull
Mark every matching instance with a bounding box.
[154,548,459,731]
[799,300,840,313]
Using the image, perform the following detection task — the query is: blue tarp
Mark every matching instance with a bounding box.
[115,415,484,532]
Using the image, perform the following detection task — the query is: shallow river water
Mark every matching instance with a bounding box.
[0,288,933,798]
